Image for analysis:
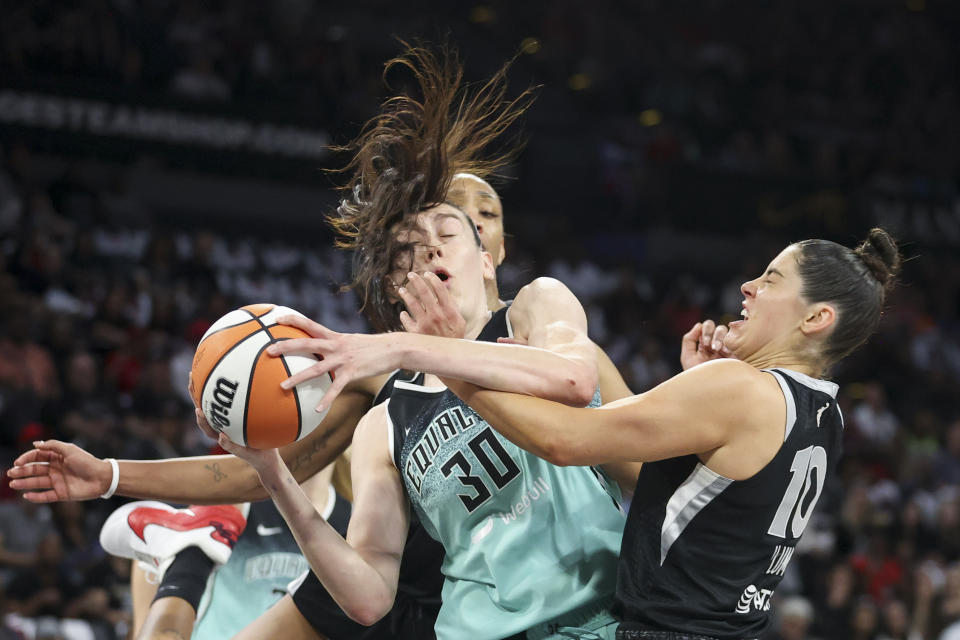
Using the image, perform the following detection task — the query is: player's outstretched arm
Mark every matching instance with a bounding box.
[272,274,599,411]
[442,357,775,470]
[220,403,407,626]
[8,386,372,504]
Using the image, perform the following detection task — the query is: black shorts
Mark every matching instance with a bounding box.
[290,569,439,640]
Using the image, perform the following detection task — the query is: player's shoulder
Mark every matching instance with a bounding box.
[678,359,781,407]
[515,276,575,302]
[356,401,389,433]
[511,277,583,318]
[352,402,392,462]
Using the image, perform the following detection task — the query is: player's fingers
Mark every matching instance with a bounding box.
[397,285,424,320]
[266,337,327,358]
[699,320,716,351]
[712,325,729,352]
[12,448,60,468]
[399,310,418,333]
[418,272,446,305]
[280,359,336,390]
[19,490,60,504]
[217,433,242,456]
[8,460,52,479]
[315,375,348,414]
[30,440,72,461]
[403,272,437,314]
[9,474,54,492]
[275,314,330,339]
[195,409,219,438]
[427,273,462,325]
[681,322,703,351]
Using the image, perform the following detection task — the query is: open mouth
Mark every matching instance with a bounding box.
[729,305,748,327]
[433,269,451,282]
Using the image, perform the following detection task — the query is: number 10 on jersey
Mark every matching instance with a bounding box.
[767,445,827,539]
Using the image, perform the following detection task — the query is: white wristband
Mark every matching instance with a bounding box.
[100,458,119,499]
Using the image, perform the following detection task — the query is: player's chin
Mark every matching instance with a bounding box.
[721,326,745,354]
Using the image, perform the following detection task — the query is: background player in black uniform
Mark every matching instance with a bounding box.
[433,228,902,639]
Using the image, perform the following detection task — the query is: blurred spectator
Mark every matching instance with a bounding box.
[767,595,817,640]
[852,383,901,450]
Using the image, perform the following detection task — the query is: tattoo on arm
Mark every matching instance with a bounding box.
[205,462,227,482]
[287,424,339,474]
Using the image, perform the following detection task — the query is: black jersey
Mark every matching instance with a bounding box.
[613,368,843,639]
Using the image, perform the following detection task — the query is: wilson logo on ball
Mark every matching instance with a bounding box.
[190,304,333,449]
[209,377,239,428]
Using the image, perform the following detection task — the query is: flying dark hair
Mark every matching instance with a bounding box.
[328,44,536,332]
[794,227,901,367]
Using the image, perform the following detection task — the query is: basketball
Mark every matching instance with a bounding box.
[189,303,332,449]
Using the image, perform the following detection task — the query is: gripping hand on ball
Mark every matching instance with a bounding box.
[195,409,283,473]
[267,317,402,414]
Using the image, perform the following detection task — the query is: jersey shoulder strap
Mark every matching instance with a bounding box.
[374,369,425,406]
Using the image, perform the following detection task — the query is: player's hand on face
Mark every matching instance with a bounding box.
[7,440,112,502]
[265,315,398,413]
[398,272,466,339]
[680,319,732,370]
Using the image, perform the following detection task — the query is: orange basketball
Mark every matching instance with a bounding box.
[189,304,332,449]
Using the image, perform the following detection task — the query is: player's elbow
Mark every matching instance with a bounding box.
[538,432,581,467]
[345,598,393,627]
[556,366,598,407]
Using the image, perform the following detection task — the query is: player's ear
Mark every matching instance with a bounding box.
[800,302,836,338]
[481,250,496,282]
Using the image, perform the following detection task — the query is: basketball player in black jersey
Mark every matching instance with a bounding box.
[430,229,901,639]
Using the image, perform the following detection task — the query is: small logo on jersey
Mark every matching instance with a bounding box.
[257,524,284,536]
[735,584,773,614]
[470,516,495,543]
[816,402,830,428]
[492,476,551,525]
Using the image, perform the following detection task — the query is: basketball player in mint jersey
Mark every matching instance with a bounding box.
[437,229,901,639]
[191,485,350,640]
[223,199,626,639]
[211,50,630,632]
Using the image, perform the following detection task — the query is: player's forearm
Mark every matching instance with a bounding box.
[256,459,397,625]
[117,392,363,504]
[116,456,266,504]
[395,332,597,406]
[444,379,590,465]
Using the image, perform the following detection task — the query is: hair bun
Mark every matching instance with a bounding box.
[854,227,901,288]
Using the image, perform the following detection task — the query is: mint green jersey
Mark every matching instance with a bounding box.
[386,308,625,640]
[192,492,349,640]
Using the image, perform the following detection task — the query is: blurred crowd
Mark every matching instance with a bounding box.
[1,0,960,639]
[4,0,959,226]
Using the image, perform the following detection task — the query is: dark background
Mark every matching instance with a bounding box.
[1,1,959,639]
